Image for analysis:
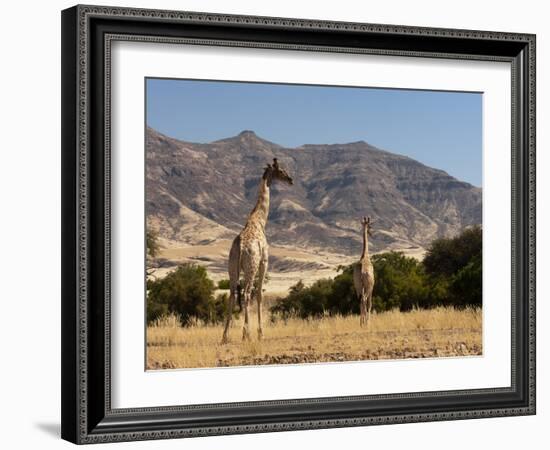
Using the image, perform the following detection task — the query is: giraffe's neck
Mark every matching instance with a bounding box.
[361,227,370,260]
[248,177,270,229]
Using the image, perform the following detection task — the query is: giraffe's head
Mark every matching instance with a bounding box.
[263,158,293,187]
[361,216,374,237]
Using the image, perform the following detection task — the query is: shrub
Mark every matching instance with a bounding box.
[270,226,483,319]
[371,252,431,311]
[146,229,161,258]
[270,279,332,319]
[147,294,169,323]
[448,253,482,307]
[423,226,482,308]
[326,265,358,315]
[270,252,431,318]
[423,225,482,278]
[217,279,230,290]
[147,264,223,325]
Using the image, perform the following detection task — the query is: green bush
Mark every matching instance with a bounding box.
[270,227,483,319]
[271,252,430,319]
[448,253,482,307]
[270,279,332,319]
[324,265,357,315]
[423,225,482,308]
[217,279,230,290]
[371,252,431,311]
[147,264,224,325]
[147,294,169,322]
[146,229,161,258]
[423,225,482,278]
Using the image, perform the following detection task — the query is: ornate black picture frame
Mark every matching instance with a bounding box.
[61,4,536,444]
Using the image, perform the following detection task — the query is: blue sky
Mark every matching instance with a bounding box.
[146,78,482,187]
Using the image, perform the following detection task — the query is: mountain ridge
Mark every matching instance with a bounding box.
[145,127,481,256]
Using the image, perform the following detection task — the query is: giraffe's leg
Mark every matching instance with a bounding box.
[221,283,237,344]
[241,268,257,341]
[366,290,373,325]
[240,246,259,341]
[360,290,367,327]
[242,284,252,341]
[222,236,241,344]
[256,256,268,340]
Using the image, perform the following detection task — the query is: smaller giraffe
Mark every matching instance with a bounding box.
[353,216,375,326]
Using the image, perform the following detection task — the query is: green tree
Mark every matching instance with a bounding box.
[270,279,332,319]
[146,229,161,258]
[269,228,482,319]
[217,279,230,290]
[326,265,358,315]
[371,252,430,311]
[423,225,482,278]
[423,226,482,308]
[147,264,223,325]
[448,253,482,307]
[146,229,163,279]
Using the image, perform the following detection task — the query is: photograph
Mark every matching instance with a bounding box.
[144,78,483,370]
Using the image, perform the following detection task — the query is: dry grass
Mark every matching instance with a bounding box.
[146,307,482,370]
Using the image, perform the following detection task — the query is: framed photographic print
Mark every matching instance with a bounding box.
[61,4,536,444]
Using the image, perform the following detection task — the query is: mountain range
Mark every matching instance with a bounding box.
[145,127,482,256]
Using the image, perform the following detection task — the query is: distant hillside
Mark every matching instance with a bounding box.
[146,127,481,255]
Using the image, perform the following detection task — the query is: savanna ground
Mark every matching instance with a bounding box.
[146,304,482,370]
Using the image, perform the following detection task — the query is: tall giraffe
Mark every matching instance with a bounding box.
[221,158,293,343]
[353,216,375,326]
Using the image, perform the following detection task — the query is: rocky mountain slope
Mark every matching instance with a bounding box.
[146,127,481,255]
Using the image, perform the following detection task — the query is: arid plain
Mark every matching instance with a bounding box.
[147,306,482,369]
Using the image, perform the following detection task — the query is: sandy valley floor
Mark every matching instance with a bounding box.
[152,238,426,294]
